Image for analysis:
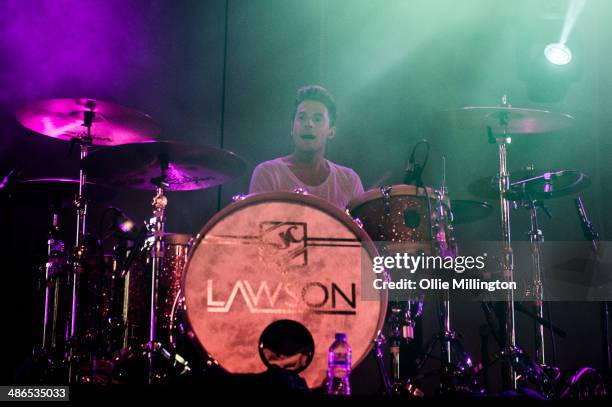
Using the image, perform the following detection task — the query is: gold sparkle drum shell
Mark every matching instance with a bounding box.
[181,192,386,387]
[348,184,450,255]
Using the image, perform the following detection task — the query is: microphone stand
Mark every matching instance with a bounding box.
[575,197,610,375]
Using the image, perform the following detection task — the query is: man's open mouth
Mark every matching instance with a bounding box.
[301,134,316,140]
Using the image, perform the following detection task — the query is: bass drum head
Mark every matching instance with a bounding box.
[182,192,386,387]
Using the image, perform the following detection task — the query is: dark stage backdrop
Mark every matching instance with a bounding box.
[1,0,611,394]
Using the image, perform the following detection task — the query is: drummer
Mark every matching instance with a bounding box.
[248,85,364,209]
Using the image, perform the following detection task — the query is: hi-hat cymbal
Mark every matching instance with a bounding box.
[469,169,590,201]
[82,141,246,191]
[436,106,574,134]
[449,200,494,224]
[7,178,116,204]
[16,99,160,145]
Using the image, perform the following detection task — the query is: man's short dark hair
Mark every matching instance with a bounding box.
[293,84,337,126]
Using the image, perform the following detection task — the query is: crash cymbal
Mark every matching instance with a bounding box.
[436,106,574,134]
[16,99,160,145]
[7,178,116,205]
[468,169,590,201]
[449,200,494,224]
[82,141,246,191]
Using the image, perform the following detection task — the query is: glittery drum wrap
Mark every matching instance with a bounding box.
[121,234,191,350]
[349,185,448,255]
[183,192,386,388]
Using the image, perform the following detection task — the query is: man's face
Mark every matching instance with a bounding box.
[291,100,335,154]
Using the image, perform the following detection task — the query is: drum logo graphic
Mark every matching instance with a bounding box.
[260,221,308,267]
[205,221,361,315]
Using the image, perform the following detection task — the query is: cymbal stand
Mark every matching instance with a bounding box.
[148,155,169,384]
[67,109,94,384]
[522,197,551,366]
[435,172,454,371]
[484,96,554,395]
[491,95,517,390]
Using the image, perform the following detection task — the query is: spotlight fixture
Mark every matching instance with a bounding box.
[544,42,572,66]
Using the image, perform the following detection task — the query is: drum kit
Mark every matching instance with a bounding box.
[6,95,607,399]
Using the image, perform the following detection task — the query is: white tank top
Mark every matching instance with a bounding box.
[248,157,364,209]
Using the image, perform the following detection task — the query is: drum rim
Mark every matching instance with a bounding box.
[180,191,388,382]
[348,184,444,213]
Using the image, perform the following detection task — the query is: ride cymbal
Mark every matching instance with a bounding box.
[436,106,574,135]
[16,98,160,145]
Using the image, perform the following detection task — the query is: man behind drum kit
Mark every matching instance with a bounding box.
[249,85,364,209]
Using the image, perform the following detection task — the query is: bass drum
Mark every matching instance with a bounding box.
[181,191,387,387]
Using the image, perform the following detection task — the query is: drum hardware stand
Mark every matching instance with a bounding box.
[435,176,453,373]
[479,323,493,393]
[516,193,599,397]
[520,196,552,367]
[478,301,555,398]
[489,94,518,390]
[104,217,149,356]
[416,315,479,394]
[98,209,138,357]
[147,154,170,384]
[427,298,480,394]
[417,186,479,394]
[513,302,565,339]
[159,347,192,378]
[389,301,422,394]
[477,301,566,395]
[376,304,425,397]
[34,205,67,380]
[485,98,566,394]
[374,333,393,395]
[42,210,65,352]
[403,280,479,395]
[66,109,95,384]
[105,238,128,355]
[574,197,611,376]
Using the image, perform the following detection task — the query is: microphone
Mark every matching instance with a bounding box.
[403,158,417,185]
[109,207,139,240]
[574,196,599,253]
[403,140,429,186]
[0,168,20,190]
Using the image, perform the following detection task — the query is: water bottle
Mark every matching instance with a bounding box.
[327,332,352,395]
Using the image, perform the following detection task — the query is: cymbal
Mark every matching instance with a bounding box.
[468,169,590,201]
[449,200,494,224]
[82,141,247,191]
[16,99,160,145]
[436,106,574,134]
[7,178,116,204]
